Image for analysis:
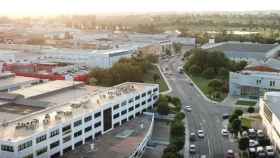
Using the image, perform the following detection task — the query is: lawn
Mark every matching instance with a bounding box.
[236,100,257,106]
[241,117,253,128]
[188,74,227,102]
[143,65,169,92]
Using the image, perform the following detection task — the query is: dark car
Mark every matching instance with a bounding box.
[190,132,196,141]
[222,114,230,119]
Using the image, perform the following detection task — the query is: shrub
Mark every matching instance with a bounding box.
[157,101,170,115]
[175,112,185,121]
[218,67,228,77]
[208,79,223,91]
[247,107,255,113]
[189,65,201,74]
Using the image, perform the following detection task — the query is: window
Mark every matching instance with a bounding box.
[121,110,127,115]
[84,115,92,122]
[153,88,158,92]
[128,98,134,103]
[74,120,82,127]
[36,147,47,156]
[141,93,146,97]
[63,136,71,143]
[128,106,134,112]
[148,91,152,95]
[153,95,158,100]
[62,125,71,135]
[256,79,262,85]
[135,95,140,100]
[94,122,101,128]
[1,145,14,152]
[50,129,59,138]
[113,113,120,119]
[141,101,146,105]
[135,104,140,108]
[18,140,32,151]
[113,104,119,110]
[74,130,82,137]
[121,101,127,106]
[94,112,101,118]
[269,81,276,87]
[264,104,272,123]
[50,141,60,149]
[85,126,92,133]
[36,134,47,144]
[148,98,152,102]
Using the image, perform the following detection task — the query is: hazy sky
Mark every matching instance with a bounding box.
[1,0,280,16]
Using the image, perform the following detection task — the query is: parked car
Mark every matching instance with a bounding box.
[256,146,266,158]
[249,139,258,147]
[225,149,235,158]
[222,113,230,119]
[190,132,196,141]
[189,144,196,154]
[248,147,256,158]
[257,130,265,139]
[197,130,205,138]
[200,155,207,158]
[221,129,229,136]
[265,146,275,157]
[248,128,257,139]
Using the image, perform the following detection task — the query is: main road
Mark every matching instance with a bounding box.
[160,55,237,158]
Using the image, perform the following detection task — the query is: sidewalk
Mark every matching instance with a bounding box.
[155,64,173,95]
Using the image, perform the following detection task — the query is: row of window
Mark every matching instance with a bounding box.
[256,79,277,87]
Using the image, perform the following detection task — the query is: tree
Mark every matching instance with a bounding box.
[170,137,185,150]
[202,67,215,79]
[238,137,249,151]
[188,65,201,74]
[173,43,182,54]
[153,73,160,82]
[247,107,255,113]
[175,112,185,121]
[231,118,242,137]
[170,121,185,138]
[234,109,243,117]
[162,151,178,158]
[218,67,228,78]
[208,79,223,91]
[157,101,170,115]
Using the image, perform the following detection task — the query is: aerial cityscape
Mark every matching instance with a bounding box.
[0,0,280,158]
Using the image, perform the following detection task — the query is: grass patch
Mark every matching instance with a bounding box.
[143,65,169,92]
[188,74,227,102]
[241,117,253,128]
[236,100,257,106]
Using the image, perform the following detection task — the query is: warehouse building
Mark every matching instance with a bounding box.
[0,80,159,158]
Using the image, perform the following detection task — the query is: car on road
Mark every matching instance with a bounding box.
[185,105,192,112]
[200,155,207,158]
[248,128,257,139]
[189,144,196,154]
[257,129,265,139]
[190,132,196,141]
[221,129,229,136]
[197,130,205,138]
[225,149,235,158]
[222,113,230,119]
[265,146,275,157]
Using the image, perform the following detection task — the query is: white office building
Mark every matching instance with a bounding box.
[0,80,159,158]
[259,92,280,151]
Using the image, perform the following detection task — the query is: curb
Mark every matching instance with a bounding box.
[155,64,173,95]
[183,72,218,104]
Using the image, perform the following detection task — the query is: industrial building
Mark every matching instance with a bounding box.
[202,41,280,63]
[0,72,41,92]
[0,80,159,158]
[229,69,280,98]
[259,92,280,151]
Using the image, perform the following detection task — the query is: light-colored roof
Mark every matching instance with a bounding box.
[0,75,39,91]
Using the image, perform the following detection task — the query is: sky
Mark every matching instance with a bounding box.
[0,0,280,16]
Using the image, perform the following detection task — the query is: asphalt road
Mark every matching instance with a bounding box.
[160,55,237,158]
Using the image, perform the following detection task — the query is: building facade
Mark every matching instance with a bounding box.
[259,92,280,151]
[0,82,159,158]
[229,71,280,98]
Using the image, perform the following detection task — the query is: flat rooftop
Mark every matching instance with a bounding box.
[62,114,153,158]
[236,70,280,79]
[0,82,157,142]
[0,74,39,91]
[208,42,279,53]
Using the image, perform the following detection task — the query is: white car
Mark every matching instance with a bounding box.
[189,144,196,153]
[197,130,205,138]
[221,129,229,136]
[185,105,192,112]
[249,139,258,147]
[265,146,275,157]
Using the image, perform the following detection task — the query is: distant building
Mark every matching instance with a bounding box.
[259,92,280,151]
[0,72,41,92]
[202,41,280,63]
[0,81,159,158]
